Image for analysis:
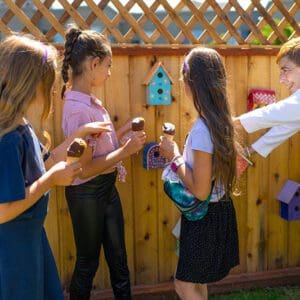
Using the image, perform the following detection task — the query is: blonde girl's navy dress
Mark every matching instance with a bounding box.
[0,124,63,300]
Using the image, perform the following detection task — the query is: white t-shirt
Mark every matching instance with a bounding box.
[183,118,225,202]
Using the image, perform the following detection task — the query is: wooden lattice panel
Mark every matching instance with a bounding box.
[0,0,299,45]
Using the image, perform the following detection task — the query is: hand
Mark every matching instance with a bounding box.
[159,136,180,161]
[78,122,112,138]
[116,118,133,142]
[122,118,134,133]
[123,131,146,156]
[246,145,255,156]
[239,146,254,166]
[232,117,245,133]
[48,161,82,186]
[120,116,145,134]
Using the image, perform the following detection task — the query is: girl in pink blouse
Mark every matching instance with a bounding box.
[61,25,146,300]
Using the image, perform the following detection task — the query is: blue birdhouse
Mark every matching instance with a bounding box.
[276,180,300,221]
[143,62,173,106]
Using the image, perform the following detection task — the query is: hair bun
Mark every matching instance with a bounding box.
[66,26,82,41]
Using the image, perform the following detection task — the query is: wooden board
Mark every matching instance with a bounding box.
[130,56,159,284]
[225,55,249,273]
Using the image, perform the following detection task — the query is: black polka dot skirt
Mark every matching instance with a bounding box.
[175,197,239,283]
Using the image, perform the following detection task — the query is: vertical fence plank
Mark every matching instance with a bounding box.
[246,56,270,272]
[267,57,288,270]
[105,56,136,285]
[226,55,249,273]
[286,64,300,267]
[130,56,159,284]
[155,56,181,282]
[288,131,300,267]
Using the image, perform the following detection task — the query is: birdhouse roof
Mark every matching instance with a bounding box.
[143,62,174,85]
[277,180,300,204]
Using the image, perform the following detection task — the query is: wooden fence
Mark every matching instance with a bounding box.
[1,0,300,296]
[37,52,300,294]
[0,0,299,46]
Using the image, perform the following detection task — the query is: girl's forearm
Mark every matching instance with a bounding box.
[0,172,53,224]
[80,146,129,179]
[116,127,127,140]
[116,121,131,141]
[44,128,86,170]
[176,164,197,193]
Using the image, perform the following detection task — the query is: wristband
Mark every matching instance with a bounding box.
[170,156,185,173]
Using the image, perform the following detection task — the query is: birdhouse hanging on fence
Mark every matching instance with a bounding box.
[143,142,167,169]
[143,62,173,106]
[276,180,300,221]
[247,88,276,111]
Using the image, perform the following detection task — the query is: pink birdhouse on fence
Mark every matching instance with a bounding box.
[276,180,300,221]
[247,88,276,111]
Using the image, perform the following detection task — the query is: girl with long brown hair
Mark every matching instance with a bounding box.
[160,47,239,300]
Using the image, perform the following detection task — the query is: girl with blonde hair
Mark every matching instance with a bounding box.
[0,35,109,300]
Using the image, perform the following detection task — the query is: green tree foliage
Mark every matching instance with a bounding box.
[252,19,295,45]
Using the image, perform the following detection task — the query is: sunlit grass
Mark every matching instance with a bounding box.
[210,286,300,300]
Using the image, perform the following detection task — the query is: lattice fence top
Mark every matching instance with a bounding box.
[0,0,299,47]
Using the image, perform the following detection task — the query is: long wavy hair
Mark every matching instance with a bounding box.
[61,25,112,98]
[0,35,57,145]
[182,47,237,195]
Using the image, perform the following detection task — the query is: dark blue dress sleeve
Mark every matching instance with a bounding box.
[0,137,25,203]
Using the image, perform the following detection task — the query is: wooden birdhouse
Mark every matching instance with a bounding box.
[143,62,173,106]
[276,180,300,221]
[247,88,276,111]
[143,142,167,169]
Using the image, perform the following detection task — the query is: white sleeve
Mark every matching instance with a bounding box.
[240,90,300,133]
[251,123,300,157]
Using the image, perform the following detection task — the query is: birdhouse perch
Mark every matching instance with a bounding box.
[143,62,173,106]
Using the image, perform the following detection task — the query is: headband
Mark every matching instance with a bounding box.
[182,60,188,73]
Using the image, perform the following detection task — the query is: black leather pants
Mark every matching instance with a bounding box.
[65,171,132,300]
